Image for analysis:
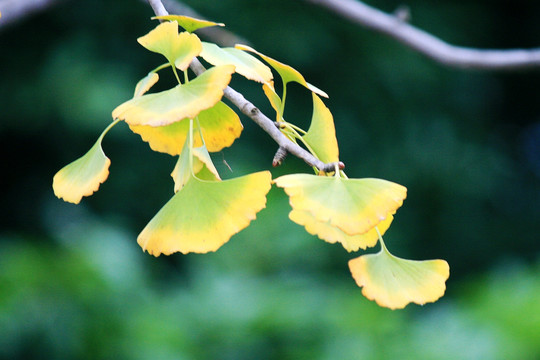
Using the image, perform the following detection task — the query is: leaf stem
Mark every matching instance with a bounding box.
[151,62,172,73]
[171,64,182,84]
[375,226,389,254]
[99,119,122,141]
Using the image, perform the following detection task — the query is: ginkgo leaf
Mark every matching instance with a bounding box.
[113,65,235,127]
[289,210,393,252]
[274,174,406,235]
[192,145,220,180]
[349,242,450,309]
[134,72,160,97]
[138,171,272,256]
[302,94,339,164]
[170,134,196,192]
[53,132,111,204]
[171,150,220,192]
[128,101,242,155]
[262,82,282,121]
[236,44,328,98]
[137,21,202,70]
[200,42,273,83]
[153,15,225,33]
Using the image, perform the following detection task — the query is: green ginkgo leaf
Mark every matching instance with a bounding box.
[52,122,118,204]
[138,171,272,256]
[236,44,328,98]
[113,65,235,127]
[274,174,406,236]
[133,72,160,98]
[349,240,450,309]
[128,101,242,155]
[137,21,202,70]
[289,210,393,252]
[153,15,225,33]
[200,42,273,83]
[302,94,339,164]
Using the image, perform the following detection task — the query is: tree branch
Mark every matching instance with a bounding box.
[0,0,68,29]
[147,0,340,172]
[304,0,540,71]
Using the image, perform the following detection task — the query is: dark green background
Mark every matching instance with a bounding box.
[1,0,539,359]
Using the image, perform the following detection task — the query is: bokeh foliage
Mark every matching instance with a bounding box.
[1,0,539,359]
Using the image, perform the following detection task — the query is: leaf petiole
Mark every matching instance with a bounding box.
[151,62,172,73]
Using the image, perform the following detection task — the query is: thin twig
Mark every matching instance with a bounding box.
[147,0,339,172]
[304,0,540,71]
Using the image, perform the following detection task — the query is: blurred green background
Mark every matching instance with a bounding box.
[1,0,539,359]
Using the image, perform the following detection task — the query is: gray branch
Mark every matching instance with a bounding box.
[0,0,67,29]
[147,0,340,172]
[305,0,540,71]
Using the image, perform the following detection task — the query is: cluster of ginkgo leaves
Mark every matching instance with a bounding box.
[52,15,449,309]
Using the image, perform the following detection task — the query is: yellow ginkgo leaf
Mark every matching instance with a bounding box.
[137,21,202,70]
[200,42,273,83]
[302,94,339,164]
[274,174,406,235]
[236,44,328,98]
[152,15,225,33]
[290,210,393,252]
[133,72,159,98]
[349,240,450,309]
[52,121,119,204]
[138,171,272,256]
[128,101,242,155]
[262,82,282,121]
[113,65,235,127]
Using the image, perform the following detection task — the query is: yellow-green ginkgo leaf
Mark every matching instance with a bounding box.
[138,170,272,256]
[302,94,339,164]
[236,44,328,98]
[262,82,282,121]
[200,42,273,83]
[274,174,406,235]
[137,21,202,70]
[113,65,235,127]
[170,147,220,192]
[290,210,393,252]
[153,15,225,33]
[128,100,242,155]
[170,137,195,192]
[349,241,450,309]
[52,121,117,204]
[134,72,160,98]
[192,145,220,180]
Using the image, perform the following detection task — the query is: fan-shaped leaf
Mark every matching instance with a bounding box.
[113,65,235,127]
[349,244,450,309]
[236,44,328,98]
[303,94,339,164]
[134,72,159,97]
[200,42,273,83]
[290,210,393,252]
[53,137,110,204]
[128,101,242,155]
[138,171,272,255]
[153,15,225,33]
[274,174,406,235]
[262,83,282,121]
[137,21,202,70]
